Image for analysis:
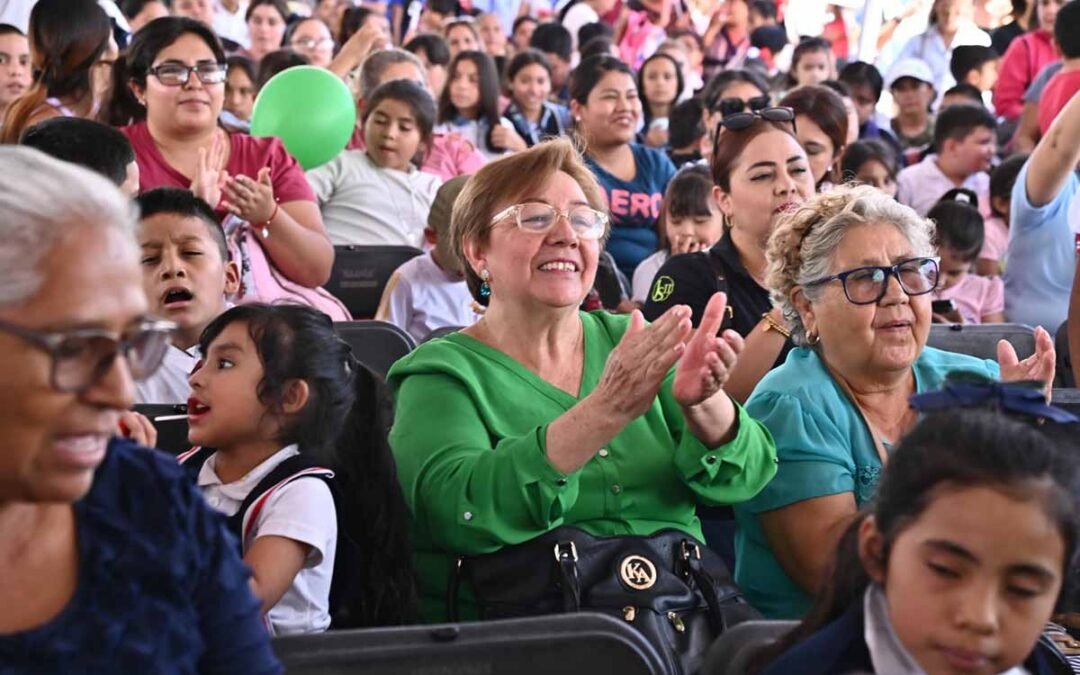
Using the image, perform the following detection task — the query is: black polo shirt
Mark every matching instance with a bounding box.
[642,231,793,367]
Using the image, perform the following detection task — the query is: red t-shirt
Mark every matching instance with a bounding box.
[1039,70,1080,136]
[121,122,316,220]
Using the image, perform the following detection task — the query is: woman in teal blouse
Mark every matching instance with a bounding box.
[388,139,779,621]
[733,184,1057,620]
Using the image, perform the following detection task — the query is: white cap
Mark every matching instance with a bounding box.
[886,58,935,89]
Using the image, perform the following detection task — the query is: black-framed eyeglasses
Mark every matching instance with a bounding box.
[803,257,940,305]
[717,95,771,118]
[0,318,176,393]
[491,202,609,240]
[290,37,335,51]
[717,105,796,132]
[148,62,227,87]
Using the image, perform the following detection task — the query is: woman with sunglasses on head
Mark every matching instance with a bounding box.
[0,146,281,673]
[731,184,1056,621]
[110,17,334,290]
[699,68,770,164]
[644,105,814,404]
[388,138,779,623]
[572,55,678,279]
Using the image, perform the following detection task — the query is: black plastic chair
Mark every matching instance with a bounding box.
[334,320,417,378]
[927,323,1036,362]
[1052,389,1080,418]
[421,325,463,343]
[324,245,423,319]
[699,620,797,675]
[133,403,191,456]
[273,613,670,675]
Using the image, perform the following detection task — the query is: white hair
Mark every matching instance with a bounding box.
[0,146,138,308]
[766,184,936,346]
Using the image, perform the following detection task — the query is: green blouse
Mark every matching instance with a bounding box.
[388,310,778,622]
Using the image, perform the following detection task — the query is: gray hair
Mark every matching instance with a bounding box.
[359,49,426,100]
[0,146,138,309]
[765,184,936,346]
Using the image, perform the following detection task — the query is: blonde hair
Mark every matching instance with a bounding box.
[449,138,608,304]
[766,184,935,345]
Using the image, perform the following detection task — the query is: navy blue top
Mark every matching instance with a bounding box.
[585,143,677,278]
[0,438,282,675]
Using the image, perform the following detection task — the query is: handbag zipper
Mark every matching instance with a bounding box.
[667,611,686,633]
[622,606,636,622]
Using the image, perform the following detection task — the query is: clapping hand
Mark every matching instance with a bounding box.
[673,292,744,407]
[221,167,276,224]
[998,326,1056,399]
[190,132,228,210]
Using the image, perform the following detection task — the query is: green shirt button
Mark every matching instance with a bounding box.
[611,484,622,495]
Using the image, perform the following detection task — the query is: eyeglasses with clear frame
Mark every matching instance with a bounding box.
[148,62,228,87]
[291,37,335,51]
[491,202,609,240]
[802,257,940,305]
[0,318,176,393]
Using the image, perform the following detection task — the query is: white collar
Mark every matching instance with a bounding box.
[197,444,301,501]
[864,584,1032,675]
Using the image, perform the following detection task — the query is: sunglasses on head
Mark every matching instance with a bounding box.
[716,105,797,133]
[717,95,771,118]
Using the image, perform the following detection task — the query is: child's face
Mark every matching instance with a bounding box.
[794,114,837,187]
[665,207,724,253]
[675,34,704,70]
[478,15,507,55]
[1037,0,1064,30]
[0,32,31,112]
[643,57,679,109]
[545,52,571,90]
[974,60,999,91]
[446,25,479,58]
[187,320,275,449]
[938,246,973,290]
[891,78,933,116]
[949,126,996,175]
[224,66,256,122]
[512,19,536,52]
[855,159,897,198]
[848,83,877,126]
[510,63,551,115]
[138,214,238,349]
[448,59,481,115]
[861,485,1064,675]
[794,50,832,87]
[365,98,424,171]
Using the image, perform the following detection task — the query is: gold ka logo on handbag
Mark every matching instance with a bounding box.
[620,555,657,590]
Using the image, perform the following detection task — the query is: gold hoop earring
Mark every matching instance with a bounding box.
[806,331,820,346]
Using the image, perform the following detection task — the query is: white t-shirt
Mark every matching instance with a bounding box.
[631,249,670,304]
[135,344,198,405]
[307,150,442,248]
[561,2,599,51]
[375,252,483,342]
[213,0,251,48]
[198,445,337,636]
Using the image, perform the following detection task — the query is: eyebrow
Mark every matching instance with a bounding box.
[211,341,245,355]
[923,539,1058,582]
[46,314,157,333]
[521,197,591,208]
[854,254,916,265]
[156,58,219,66]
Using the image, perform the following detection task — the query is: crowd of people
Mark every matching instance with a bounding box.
[2,0,1080,672]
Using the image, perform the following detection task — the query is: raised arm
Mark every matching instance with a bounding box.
[1024,90,1080,207]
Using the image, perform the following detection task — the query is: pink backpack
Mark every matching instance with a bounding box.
[223,216,351,321]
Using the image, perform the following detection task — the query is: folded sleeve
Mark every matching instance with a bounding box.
[390,372,582,555]
[740,392,855,515]
[659,382,779,507]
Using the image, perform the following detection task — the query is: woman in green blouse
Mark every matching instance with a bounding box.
[388,138,779,621]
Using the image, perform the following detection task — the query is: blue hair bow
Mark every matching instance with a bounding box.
[909,380,1079,424]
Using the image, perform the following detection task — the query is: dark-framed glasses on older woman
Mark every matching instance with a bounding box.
[148,62,228,87]
[804,257,940,306]
[491,202,609,240]
[0,318,176,393]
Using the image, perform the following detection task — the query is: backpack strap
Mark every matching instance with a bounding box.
[232,455,335,550]
[176,446,216,482]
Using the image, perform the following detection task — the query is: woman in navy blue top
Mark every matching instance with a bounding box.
[0,147,280,674]
[571,55,677,279]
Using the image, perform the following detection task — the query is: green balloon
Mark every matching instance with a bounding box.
[250,66,357,170]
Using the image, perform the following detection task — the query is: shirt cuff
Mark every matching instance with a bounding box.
[673,403,778,504]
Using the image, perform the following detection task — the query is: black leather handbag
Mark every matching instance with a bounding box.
[447,527,760,675]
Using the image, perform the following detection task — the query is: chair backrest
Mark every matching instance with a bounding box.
[324,245,424,320]
[273,613,671,675]
[334,320,417,378]
[699,620,798,675]
[927,323,1036,362]
[421,325,463,343]
[133,403,191,456]
[1052,389,1080,418]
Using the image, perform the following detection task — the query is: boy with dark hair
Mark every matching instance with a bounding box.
[748,0,777,30]
[20,117,140,197]
[0,24,30,123]
[941,82,985,108]
[949,45,999,107]
[1039,0,1080,135]
[135,188,240,404]
[838,61,903,158]
[897,103,997,218]
[530,23,573,104]
[667,98,706,167]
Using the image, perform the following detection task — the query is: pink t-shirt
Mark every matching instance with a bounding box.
[935,273,1004,324]
[122,122,316,220]
[978,215,1008,267]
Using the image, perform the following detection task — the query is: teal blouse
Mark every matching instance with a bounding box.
[388,311,779,621]
[733,346,1000,620]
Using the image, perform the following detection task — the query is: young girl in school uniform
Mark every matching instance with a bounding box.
[759,398,1080,675]
[180,303,416,634]
[436,50,525,161]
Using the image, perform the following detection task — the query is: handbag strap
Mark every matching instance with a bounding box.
[447,556,463,622]
[680,539,725,635]
[555,541,582,613]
